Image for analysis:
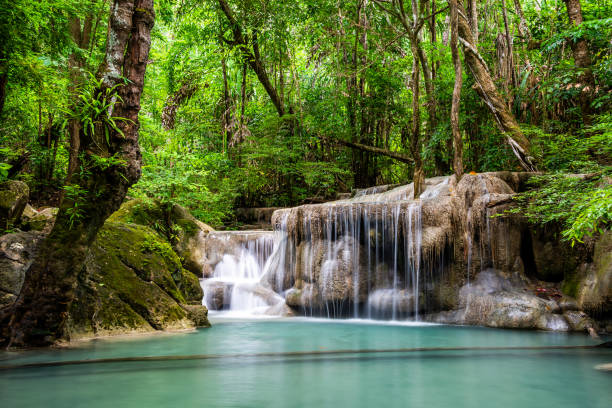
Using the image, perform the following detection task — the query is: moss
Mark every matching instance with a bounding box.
[108,199,169,237]
[561,271,582,299]
[67,221,207,336]
[96,222,186,304]
[85,236,189,330]
[179,269,204,304]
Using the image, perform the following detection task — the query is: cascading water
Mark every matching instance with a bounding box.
[201,231,279,315]
[259,176,451,321]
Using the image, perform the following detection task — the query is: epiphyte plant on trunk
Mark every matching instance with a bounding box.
[0,0,156,348]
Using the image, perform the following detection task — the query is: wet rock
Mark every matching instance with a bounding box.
[170,204,214,277]
[426,270,571,331]
[264,301,295,317]
[202,280,233,310]
[0,180,29,229]
[367,289,415,317]
[563,310,595,332]
[182,305,211,327]
[563,231,612,319]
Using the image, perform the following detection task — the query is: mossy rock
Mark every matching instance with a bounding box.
[0,180,29,230]
[21,207,58,231]
[108,199,168,237]
[179,269,204,304]
[67,222,206,338]
[109,199,214,277]
[182,305,211,327]
[562,230,612,320]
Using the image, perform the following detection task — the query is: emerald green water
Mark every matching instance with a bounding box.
[1,318,610,407]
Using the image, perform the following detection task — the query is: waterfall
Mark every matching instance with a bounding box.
[201,231,277,314]
[200,176,453,320]
[261,177,451,321]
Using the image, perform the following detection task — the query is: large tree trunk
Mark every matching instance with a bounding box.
[410,42,425,199]
[513,0,531,41]
[450,0,463,180]
[0,0,155,348]
[563,0,594,121]
[457,0,537,171]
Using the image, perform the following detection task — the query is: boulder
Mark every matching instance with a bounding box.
[21,207,58,232]
[202,280,233,310]
[182,305,211,327]
[426,270,573,331]
[0,180,29,229]
[0,231,44,308]
[0,221,208,340]
[563,231,612,320]
[67,222,207,339]
[170,204,214,277]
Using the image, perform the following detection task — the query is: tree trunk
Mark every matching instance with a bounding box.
[0,70,6,118]
[457,0,536,171]
[563,0,594,121]
[513,0,531,40]
[161,80,198,131]
[218,0,285,117]
[450,0,463,180]
[410,43,425,198]
[0,0,155,348]
[467,0,478,44]
[320,135,414,164]
[501,0,517,89]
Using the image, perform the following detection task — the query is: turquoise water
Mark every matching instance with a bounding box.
[1,318,610,407]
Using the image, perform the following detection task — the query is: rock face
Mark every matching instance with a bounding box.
[245,172,609,332]
[0,180,29,229]
[0,231,44,308]
[427,269,594,331]
[1,205,210,341]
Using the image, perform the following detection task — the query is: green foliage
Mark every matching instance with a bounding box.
[1,0,611,231]
[63,74,131,146]
[0,148,11,181]
[63,183,87,228]
[508,172,612,244]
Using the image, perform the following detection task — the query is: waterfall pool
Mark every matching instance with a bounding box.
[1,318,610,407]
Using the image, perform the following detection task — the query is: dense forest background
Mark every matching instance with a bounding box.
[1,0,610,235]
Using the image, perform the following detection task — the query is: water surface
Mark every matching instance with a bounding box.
[1,319,610,408]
